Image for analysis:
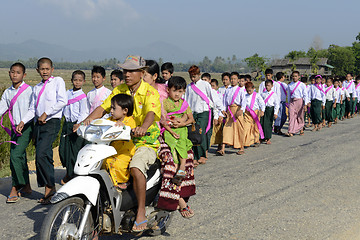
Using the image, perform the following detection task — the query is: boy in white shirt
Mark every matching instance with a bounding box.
[185,65,223,165]
[324,77,337,127]
[274,72,288,135]
[339,79,350,120]
[2,62,33,203]
[59,70,89,184]
[333,79,342,123]
[87,65,111,113]
[16,57,67,204]
[260,80,280,144]
[218,72,231,96]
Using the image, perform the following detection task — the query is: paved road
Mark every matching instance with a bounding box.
[2,118,360,239]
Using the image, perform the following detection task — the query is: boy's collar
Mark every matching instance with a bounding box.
[11,81,25,90]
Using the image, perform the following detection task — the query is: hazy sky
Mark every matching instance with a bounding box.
[1,0,359,61]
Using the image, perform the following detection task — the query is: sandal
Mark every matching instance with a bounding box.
[179,205,195,219]
[38,191,56,205]
[132,219,148,233]
[6,195,19,203]
[216,150,225,156]
[236,150,245,155]
[299,131,304,136]
[285,132,293,137]
[266,140,272,144]
[254,142,260,147]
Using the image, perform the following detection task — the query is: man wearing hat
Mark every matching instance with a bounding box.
[79,55,161,232]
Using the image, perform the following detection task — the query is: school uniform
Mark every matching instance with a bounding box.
[0,82,33,187]
[287,81,309,134]
[343,80,355,116]
[340,87,349,119]
[304,85,311,122]
[210,90,225,146]
[21,76,67,187]
[324,85,336,123]
[274,81,288,132]
[87,85,111,113]
[185,79,223,160]
[260,90,280,140]
[258,80,279,95]
[59,89,89,178]
[308,84,325,125]
[222,86,246,149]
[243,92,265,146]
[218,86,229,97]
[207,87,223,148]
[334,87,342,119]
[354,83,360,114]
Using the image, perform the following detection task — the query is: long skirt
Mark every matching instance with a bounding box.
[310,99,322,125]
[288,98,304,134]
[345,94,351,116]
[340,102,346,119]
[157,136,196,211]
[192,111,210,160]
[210,122,223,146]
[274,102,287,129]
[59,121,88,177]
[260,106,274,140]
[325,100,334,122]
[351,94,356,115]
[222,105,245,149]
[243,109,260,147]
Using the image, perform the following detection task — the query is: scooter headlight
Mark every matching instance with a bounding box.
[103,131,123,140]
[84,126,103,141]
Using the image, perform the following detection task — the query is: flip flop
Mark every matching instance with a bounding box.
[236,150,245,155]
[216,150,225,156]
[132,219,148,232]
[179,205,194,219]
[6,195,19,203]
[38,192,55,205]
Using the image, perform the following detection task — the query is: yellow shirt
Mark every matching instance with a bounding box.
[101,80,161,151]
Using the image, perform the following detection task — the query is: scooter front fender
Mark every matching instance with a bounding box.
[51,176,100,205]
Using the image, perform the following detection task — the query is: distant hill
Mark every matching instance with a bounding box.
[0,39,196,63]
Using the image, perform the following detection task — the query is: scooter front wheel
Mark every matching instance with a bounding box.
[40,197,95,240]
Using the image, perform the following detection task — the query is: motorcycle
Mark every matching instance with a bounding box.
[40,119,172,239]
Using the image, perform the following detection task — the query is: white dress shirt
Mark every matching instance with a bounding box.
[223,86,246,112]
[343,80,355,94]
[287,81,309,104]
[245,92,265,111]
[276,81,288,102]
[324,85,336,102]
[0,81,33,125]
[259,80,279,95]
[342,87,350,98]
[87,86,112,112]
[334,87,342,103]
[218,86,230,97]
[63,89,89,123]
[22,76,67,124]
[260,90,280,114]
[185,79,223,115]
[308,84,326,106]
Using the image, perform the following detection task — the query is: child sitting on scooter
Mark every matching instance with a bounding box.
[102,94,136,190]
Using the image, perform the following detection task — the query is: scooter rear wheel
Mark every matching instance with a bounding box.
[40,197,95,240]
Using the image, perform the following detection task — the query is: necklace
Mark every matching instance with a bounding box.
[130,80,142,96]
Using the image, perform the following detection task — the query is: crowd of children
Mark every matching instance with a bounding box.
[2,57,360,229]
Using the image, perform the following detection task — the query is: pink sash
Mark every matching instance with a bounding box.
[264,91,274,104]
[246,92,264,139]
[228,87,241,122]
[336,87,340,91]
[315,83,325,94]
[190,82,211,133]
[356,84,360,90]
[279,82,287,97]
[67,93,86,105]
[346,80,353,90]
[36,77,53,108]
[290,81,301,97]
[325,85,333,94]
[90,87,108,112]
[0,83,30,143]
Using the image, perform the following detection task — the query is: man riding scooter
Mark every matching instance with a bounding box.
[76,55,161,233]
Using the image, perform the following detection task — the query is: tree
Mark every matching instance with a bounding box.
[199,56,212,72]
[352,32,360,75]
[327,45,355,76]
[244,54,268,80]
[285,50,306,60]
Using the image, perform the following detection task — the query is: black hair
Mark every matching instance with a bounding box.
[265,68,273,75]
[239,74,245,79]
[72,70,85,80]
[201,73,211,79]
[221,72,231,79]
[265,79,273,86]
[211,78,219,86]
[230,72,240,78]
[145,60,164,83]
[356,75,360,81]
[347,73,353,77]
[327,77,333,83]
[10,62,26,73]
[168,76,186,90]
[37,57,53,68]
[276,72,284,80]
[292,71,300,76]
[301,76,307,83]
[111,69,123,80]
[244,74,252,81]
[340,76,346,81]
[310,75,316,80]
[161,62,174,74]
[92,65,106,78]
[111,94,134,116]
